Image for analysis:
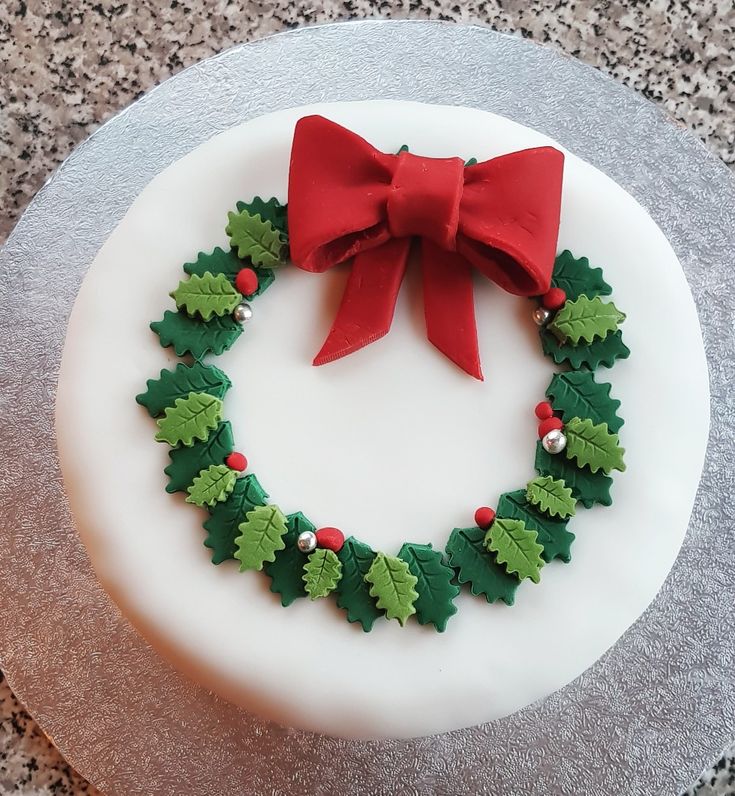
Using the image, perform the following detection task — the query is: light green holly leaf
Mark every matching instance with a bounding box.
[526,475,576,519]
[235,197,288,237]
[171,272,241,320]
[234,504,288,571]
[364,553,418,627]
[548,295,626,345]
[226,210,285,268]
[303,548,342,600]
[154,392,223,447]
[185,464,237,507]
[565,417,626,475]
[484,518,545,584]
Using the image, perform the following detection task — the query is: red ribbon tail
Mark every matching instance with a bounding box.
[422,241,483,380]
[313,238,411,366]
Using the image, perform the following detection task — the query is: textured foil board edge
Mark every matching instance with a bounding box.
[1,20,734,796]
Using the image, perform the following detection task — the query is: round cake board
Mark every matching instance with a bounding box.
[1,20,734,796]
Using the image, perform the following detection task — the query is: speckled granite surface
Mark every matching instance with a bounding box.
[0,2,733,794]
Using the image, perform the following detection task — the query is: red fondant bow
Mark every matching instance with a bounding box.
[287,116,564,379]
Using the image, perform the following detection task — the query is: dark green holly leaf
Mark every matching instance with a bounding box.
[164,421,234,494]
[540,327,630,370]
[151,310,242,360]
[551,250,612,300]
[183,246,275,298]
[398,543,459,632]
[546,371,623,433]
[497,489,575,563]
[202,473,269,564]
[136,362,232,418]
[236,197,288,238]
[535,442,612,508]
[336,537,382,632]
[264,512,314,606]
[445,526,519,605]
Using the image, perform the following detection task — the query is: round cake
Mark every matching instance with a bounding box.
[55,100,709,740]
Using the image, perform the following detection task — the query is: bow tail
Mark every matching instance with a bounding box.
[313,238,411,366]
[421,240,483,381]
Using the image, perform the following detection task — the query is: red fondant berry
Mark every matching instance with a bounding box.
[235,268,259,297]
[474,507,496,530]
[225,452,248,472]
[534,401,553,420]
[542,287,567,311]
[538,416,563,438]
[315,527,345,552]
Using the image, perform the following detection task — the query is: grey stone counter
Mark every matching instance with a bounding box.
[0,2,733,793]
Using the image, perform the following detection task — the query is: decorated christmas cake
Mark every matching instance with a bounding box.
[55,101,709,739]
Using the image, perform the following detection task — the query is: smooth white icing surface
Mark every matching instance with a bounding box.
[55,101,710,740]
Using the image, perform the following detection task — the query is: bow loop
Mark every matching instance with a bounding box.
[386,152,464,249]
[287,115,564,379]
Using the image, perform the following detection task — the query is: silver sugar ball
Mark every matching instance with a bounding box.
[233,303,253,324]
[542,428,567,454]
[297,530,317,554]
[533,306,552,326]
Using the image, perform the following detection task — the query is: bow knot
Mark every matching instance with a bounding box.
[386,152,464,249]
[287,116,565,379]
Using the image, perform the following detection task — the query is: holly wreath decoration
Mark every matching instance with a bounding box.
[136,117,629,634]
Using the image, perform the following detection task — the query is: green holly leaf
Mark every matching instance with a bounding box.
[263,512,314,606]
[226,209,285,268]
[565,417,626,475]
[183,247,275,298]
[303,548,342,599]
[364,553,419,627]
[496,490,575,563]
[151,310,242,360]
[526,475,576,519]
[234,504,288,571]
[398,543,459,632]
[551,250,612,300]
[164,420,234,493]
[154,392,223,447]
[484,518,545,584]
[445,526,519,605]
[185,463,237,507]
[465,156,478,166]
[202,474,269,564]
[136,362,231,418]
[535,442,613,508]
[171,272,241,320]
[546,371,623,433]
[540,327,630,370]
[549,295,626,345]
[236,197,288,238]
[336,537,382,632]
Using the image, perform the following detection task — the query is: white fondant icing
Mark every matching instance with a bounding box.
[55,102,709,740]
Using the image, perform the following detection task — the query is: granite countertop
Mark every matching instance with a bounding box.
[1,2,733,794]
